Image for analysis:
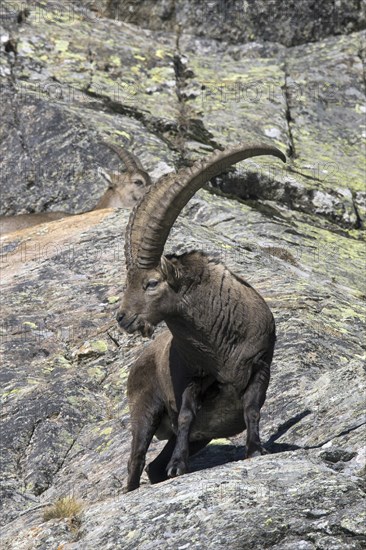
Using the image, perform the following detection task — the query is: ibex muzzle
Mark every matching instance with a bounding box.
[119,143,286,491]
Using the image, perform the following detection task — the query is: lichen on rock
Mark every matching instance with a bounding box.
[0,1,365,549]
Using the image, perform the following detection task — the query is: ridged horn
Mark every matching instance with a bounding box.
[125,143,286,269]
[104,142,144,172]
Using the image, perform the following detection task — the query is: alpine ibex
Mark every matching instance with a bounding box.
[0,144,151,236]
[117,143,286,491]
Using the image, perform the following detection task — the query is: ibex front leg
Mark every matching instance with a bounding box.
[126,394,164,492]
[126,421,158,492]
[166,381,202,478]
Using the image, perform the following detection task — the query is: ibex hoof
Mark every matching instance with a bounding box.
[124,482,140,493]
[166,460,187,478]
[246,444,268,459]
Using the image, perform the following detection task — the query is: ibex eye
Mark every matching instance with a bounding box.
[146,280,159,289]
[135,179,144,187]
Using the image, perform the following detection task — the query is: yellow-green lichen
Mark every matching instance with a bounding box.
[76,340,108,358]
[109,55,121,67]
[119,368,129,383]
[91,340,108,353]
[87,366,106,382]
[54,39,69,53]
[114,130,132,140]
[96,438,113,454]
[23,321,38,329]
[209,438,231,445]
[100,427,113,436]
[54,355,73,368]
[108,295,120,304]
[1,387,21,398]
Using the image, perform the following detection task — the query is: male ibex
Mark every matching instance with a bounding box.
[0,144,151,236]
[117,143,286,492]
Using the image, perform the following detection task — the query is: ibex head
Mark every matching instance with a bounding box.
[117,256,184,337]
[117,143,286,337]
[97,143,152,209]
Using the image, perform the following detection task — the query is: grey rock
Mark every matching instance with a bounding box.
[0,4,364,226]
[0,2,364,549]
[0,192,365,547]
[85,0,366,47]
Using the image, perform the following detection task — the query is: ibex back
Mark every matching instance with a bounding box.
[117,143,286,491]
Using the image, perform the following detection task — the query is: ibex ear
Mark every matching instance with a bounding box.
[160,256,180,290]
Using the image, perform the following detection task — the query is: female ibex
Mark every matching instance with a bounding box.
[0,144,151,236]
[117,143,286,491]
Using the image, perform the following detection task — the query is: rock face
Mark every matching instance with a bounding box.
[1,2,364,227]
[80,0,366,47]
[0,2,365,549]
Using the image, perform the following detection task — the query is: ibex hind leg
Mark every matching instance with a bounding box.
[243,358,271,458]
[146,437,211,484]
[126,398,164,492]
[166,381,203,478]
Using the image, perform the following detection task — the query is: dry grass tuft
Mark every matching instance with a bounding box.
[43,496,83,522]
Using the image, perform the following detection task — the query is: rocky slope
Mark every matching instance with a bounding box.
[0,2,365,548]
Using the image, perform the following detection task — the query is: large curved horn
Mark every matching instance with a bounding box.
[125,143,286,269]
[104,142,144,172]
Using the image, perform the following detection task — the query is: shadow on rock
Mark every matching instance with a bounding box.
[189,443,245,473]
[189,410,312,472]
